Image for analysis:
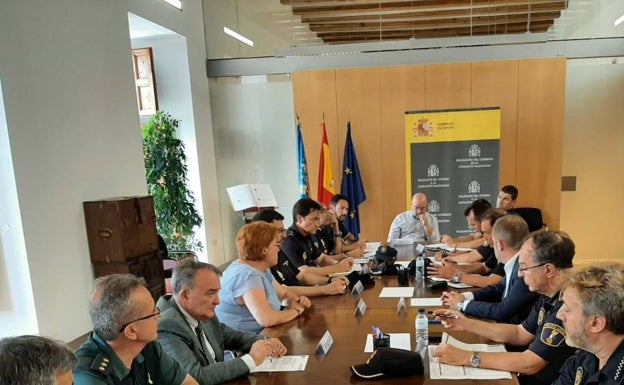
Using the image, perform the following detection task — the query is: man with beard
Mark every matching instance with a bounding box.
[552,263,624,385]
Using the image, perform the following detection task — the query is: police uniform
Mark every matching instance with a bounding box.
[73,332,188,385]
[553,339,624,385]
[281,224,324,270]
[480,245,506,277]
[270,250,301,286]
[519,292,577,385]
[316,226,335,254]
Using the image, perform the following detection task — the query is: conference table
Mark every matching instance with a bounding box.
[227,244,519,385]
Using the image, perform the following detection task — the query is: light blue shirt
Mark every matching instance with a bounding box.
[215,261,282,333]
[387,211,440,243]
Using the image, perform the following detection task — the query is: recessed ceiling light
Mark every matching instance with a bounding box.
[224,26,254,47]
[162,0,182,10]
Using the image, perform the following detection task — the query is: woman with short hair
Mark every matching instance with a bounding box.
[216,222,311,332]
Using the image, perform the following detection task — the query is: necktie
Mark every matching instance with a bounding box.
[195,325,215,364]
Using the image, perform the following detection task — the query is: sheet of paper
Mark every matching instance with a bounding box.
[379,287,414,298]
[364,333,411,353]
[425,243,473,253]
[353,258,370,264]
[441,333,507,352]
[251,355,309,372]
[391,238,414,245]
[448,281,473,289]
[428,345,511,379]
[365,242,381,251]
[410,297,443,307]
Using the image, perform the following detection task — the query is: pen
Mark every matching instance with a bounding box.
[435,313,460,319]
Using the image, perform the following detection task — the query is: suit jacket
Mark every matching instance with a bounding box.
[157,295,263,385]
[464,258,540,323]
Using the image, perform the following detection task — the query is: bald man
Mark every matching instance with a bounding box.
[388,193,440,243]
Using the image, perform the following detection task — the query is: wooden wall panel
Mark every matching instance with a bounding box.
[471,60,519,187]
[516,58,566,230]
[335,68,382,240]
[425,63,472,109]
[293,58,565,241]
[379,65,426,241]
[292,70,338,205]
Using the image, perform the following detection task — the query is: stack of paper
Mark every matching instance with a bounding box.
[428,333,511,380]
[425,243,473,253]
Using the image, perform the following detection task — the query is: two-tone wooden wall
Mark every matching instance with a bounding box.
[293,58,565,242]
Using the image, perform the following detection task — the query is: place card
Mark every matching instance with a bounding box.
[353,298,367,316]
[351,280,365,296]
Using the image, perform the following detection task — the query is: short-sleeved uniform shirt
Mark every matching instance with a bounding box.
[316,226,335,254]
[281,224,323,270]
[73,333,187,385]
[270,250,300,286]
[552,339,624,385]
[519,292,576,385]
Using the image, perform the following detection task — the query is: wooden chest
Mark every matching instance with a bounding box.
[83,196,158,263]
[92,251,165,300]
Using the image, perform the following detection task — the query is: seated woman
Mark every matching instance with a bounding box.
[216,222,312,333]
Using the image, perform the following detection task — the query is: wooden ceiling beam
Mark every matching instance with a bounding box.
[288,0,567,17]
[301,3,565,23]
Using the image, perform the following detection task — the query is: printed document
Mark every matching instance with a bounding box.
[251,355,309,372]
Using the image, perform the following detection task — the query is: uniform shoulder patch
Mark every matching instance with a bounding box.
[574,367,583,385]
[540,323,566,347]
[89,353,112,374]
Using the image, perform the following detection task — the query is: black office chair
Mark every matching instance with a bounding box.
[512,207,547,232]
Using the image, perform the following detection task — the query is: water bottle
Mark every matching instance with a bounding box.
[415,308,429,356]
[415,255,425,286]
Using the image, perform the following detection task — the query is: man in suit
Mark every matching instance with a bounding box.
[552,263,624,385]
[441,214,540,323]
[157,259,286,385]
[434,231,577,385]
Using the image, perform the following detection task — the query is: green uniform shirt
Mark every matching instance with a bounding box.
[73,332,188,385]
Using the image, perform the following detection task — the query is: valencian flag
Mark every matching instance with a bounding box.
[296,122,310,198]
[317,121,335,207]
[340,122,366,238]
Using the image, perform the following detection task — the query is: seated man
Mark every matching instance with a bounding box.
[327,194,366,254]
[281,198,353,277]
[428,209,507,288]
[441,215,539,324]
[157,259,287,385]
[319,203,365,259]
[0,335,77,385]
[387,193,440,243]
[253,209,349,297]
[552,263,624,385]
[440,199,492,249]
[433,231,577,385]
[497,184,518,213]
[74,274,198,385]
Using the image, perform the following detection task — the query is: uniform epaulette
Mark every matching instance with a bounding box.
[614,354,624,381]
[89,353,112,374]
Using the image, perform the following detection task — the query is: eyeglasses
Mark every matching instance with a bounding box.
[119,307,161,333]
[518,263,548,272]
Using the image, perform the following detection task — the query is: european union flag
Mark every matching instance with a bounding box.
[340,122,366,238]
[296,123,310,198]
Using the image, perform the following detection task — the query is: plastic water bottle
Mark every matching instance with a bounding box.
[415,255,425,286]
[415,308,429,356]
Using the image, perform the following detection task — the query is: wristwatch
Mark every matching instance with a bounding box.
[470,352,481,368]
[453,272,462,283]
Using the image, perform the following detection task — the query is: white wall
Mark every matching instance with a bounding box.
[0,78,38,335]
[0,0,221,341]
[208,76,298,264]
[0,0,148,340]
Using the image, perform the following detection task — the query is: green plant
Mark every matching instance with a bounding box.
[142,111,203,252]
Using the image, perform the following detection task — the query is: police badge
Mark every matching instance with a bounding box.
[574,367,583,385]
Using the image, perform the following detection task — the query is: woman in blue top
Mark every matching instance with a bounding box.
[216,222,312,333]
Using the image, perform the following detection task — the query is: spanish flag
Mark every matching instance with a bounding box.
[317,122,335,207]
